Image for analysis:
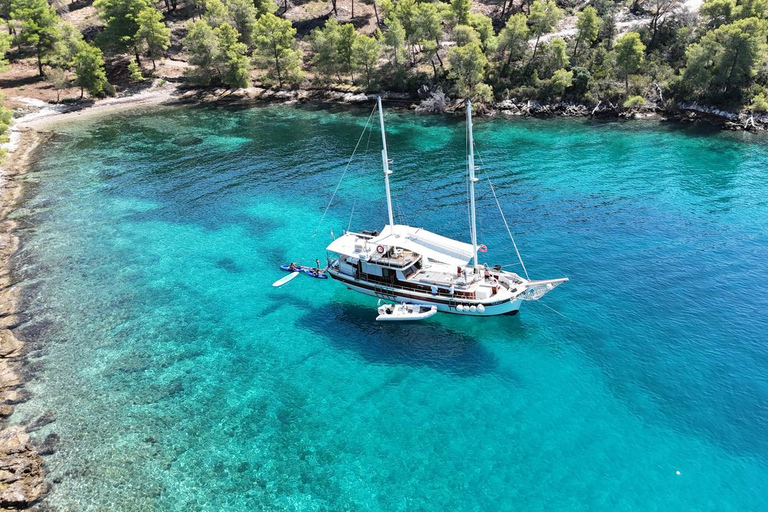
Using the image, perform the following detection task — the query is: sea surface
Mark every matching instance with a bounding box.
[9,104,768,511]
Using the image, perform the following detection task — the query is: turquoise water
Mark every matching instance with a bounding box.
[10,105,768,510]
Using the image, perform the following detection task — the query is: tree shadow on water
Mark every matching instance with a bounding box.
[289,297,500,377]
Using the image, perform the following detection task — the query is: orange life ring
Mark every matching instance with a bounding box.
[376,245,385,254]
[478,244,488,253]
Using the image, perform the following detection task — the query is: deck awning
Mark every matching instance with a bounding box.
[327,224,474,268]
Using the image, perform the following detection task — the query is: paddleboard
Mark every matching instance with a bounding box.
[272,271,300,287]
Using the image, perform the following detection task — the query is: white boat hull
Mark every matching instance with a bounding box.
[330,271,521,316]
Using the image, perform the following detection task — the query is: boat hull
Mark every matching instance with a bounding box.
[329,270,521,317]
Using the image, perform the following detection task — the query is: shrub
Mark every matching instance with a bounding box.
[623,95,646,108]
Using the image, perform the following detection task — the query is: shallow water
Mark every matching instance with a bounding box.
[10,104,768,510]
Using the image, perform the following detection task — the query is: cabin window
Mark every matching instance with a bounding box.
[402,266,415,279]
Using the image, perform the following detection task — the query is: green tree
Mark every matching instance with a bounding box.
[383,16,407,67]
[73,42,110,98]
[573,6,600,59]
[337,22,356,80]
[135,7,170,69]
[452,25,480,46]
[497,13,529,74]
[227,0,259,46]
[253,12,303,88]
[128,59,145,82]
[527,0,563,70]
[550,68,572,95]
[352,33,380,89]
[450,0,470,25]
[309,18,357,82]
[204,0,229,27]
[310,18,342,82]
[469,13,497,55]
[93,0,152,59]
[736,0,768,19]
[183,19,220,84]
[47,66,70,101]
[613,31,645,93]
[542,37,568,77]
[700,0,738,29]
[682,17,768,100]
[448,41,487,98]
[253,0,278,17]
[0,32,10,71]
[11,0,60,75]
[50,20,84,68]
[1,0,11,35]
[413,1,444,66]
[216,22,250,88]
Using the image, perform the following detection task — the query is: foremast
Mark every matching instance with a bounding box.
[377,96,395,226]
[467,100,479,269]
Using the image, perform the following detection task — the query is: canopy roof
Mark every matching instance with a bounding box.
[327,224,474,268]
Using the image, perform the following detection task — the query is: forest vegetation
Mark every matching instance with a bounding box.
[0,0,767,115]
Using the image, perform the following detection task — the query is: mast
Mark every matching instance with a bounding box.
[467,99,479,268]
[378,96,395,227]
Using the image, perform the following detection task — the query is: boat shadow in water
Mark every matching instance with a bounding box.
[293,300,502,377]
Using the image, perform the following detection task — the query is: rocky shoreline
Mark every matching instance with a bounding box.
[0,130,49,510]
[171,85,768,131]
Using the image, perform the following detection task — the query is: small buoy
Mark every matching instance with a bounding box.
[676,471,680,475]
[477,304,485,313]
[469,305,477,313]
[456,305,464,312]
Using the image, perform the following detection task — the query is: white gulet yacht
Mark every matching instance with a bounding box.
[325,98,567,316]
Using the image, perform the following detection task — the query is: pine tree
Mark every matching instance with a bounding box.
[216,22,250,88]
[253,13,303,88]
[183,19,220,85]
[448,42,487,98]
[227,0,259,47]
[135,7,170,69]
[93,0,152,61]
[573,6,600,59]
[527,0,563,72]
[0,31,10,72]
[73,43,110,98]
[613,31,645,93]
[352,33,380,90]
[11,0,61,75]
[497,13,529,75]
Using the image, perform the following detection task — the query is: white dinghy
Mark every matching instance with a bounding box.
[376,302,438,322]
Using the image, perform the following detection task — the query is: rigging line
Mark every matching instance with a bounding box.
[474,143,530,280]
[346,199,356,233]
[312,104,377,237]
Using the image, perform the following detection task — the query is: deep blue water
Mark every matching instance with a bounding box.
[9,104,768,510]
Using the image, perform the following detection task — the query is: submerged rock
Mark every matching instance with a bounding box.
[171,136,203,147]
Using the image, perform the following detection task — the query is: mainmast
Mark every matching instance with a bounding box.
[467,100,479,268]
[378,96,395,227]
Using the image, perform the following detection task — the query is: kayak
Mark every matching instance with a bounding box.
[272,272,300,287]
[302,269,328,279]
[280,264,328,279]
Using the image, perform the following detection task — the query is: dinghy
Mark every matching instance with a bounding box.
[376,303,437,322]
